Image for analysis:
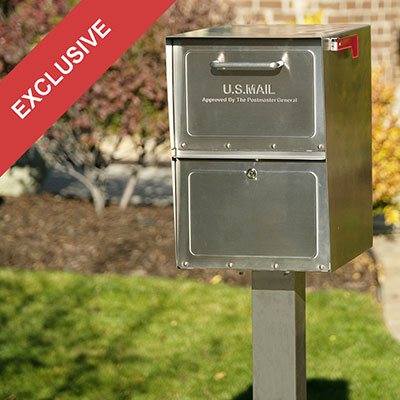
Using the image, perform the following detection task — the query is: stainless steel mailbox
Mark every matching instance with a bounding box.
[166,24,372,272]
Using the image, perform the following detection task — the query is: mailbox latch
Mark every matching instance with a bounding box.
[324,34,359,58]
[246,168,258,180]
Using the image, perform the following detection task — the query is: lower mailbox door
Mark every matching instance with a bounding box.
[175,160,330,272]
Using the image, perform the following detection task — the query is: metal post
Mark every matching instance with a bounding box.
[252,271,306,400]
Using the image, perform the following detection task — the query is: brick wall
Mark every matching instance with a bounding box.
[233,0,400,83]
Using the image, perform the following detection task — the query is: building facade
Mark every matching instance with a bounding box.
[234,0,400,82]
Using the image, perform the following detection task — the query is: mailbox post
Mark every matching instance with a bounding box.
[166,24,371,400]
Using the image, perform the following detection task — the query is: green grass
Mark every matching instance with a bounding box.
[0,269,399,400]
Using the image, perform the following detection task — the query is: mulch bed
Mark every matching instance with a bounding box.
[0,195,379,292]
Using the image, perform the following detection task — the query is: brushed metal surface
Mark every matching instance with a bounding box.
[174,150,326,160]
[172,40,326,154]
[167,25,372,272]
[189,169,317,257]
[166,40,175,150]
[185,49,315,138]
[323,26,372,269]
[168,24,368,39]
[252,271,306,400]
[175,159,330,272]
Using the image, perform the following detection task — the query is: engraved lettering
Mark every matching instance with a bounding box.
[234,84,243,94]
[223,83,276,95]
[223,84,232,95]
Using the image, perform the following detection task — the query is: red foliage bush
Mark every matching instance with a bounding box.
[0,0,235,143]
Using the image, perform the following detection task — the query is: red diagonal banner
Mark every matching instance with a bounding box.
[0,0,175,176]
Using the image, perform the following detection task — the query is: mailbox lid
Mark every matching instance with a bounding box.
[169,24,368,39]
[175,159,330,272]
[171,39,325,154]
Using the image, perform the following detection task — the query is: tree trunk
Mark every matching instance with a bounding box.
[119,168,140,210]
[66,167,106,216]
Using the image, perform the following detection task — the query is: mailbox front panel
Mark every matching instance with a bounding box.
[186,49,314,137]
[172,40,325,153]
[175,160,330,271]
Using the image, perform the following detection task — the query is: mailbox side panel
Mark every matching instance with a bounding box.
[324,26,372,270]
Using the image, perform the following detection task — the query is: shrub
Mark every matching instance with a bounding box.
[74,0,235,141]
[372,70,400,224]
[0,0,235,213]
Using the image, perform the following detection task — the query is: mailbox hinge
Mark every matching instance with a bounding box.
[324,35,359,58]
[324,37,338,51]
[174,150,326,160]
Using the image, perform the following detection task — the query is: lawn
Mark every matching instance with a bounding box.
[0,269,399,400]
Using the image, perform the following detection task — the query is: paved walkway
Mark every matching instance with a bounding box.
[373,233,400,341]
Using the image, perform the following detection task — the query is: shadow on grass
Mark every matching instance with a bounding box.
[0,277,167,399]
[233,379,349,400]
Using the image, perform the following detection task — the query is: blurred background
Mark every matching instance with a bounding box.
[0,1,399,399]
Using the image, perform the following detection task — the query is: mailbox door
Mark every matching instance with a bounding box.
[172,40,325,153]
[175,159,330,272]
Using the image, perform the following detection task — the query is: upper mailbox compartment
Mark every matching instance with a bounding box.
[167,24,366,156]
[185,47,316,138]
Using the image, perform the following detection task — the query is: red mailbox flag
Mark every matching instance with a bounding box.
[0,0,175,176]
